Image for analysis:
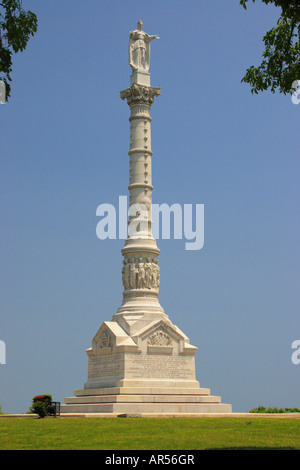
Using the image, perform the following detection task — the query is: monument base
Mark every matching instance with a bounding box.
[61,385,232,415]
[61,316,232,415]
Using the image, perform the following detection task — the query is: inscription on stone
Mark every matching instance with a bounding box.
[88,354,123,379]
[126,353,194,380]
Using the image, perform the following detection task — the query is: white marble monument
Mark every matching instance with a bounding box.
[61,21,232,415]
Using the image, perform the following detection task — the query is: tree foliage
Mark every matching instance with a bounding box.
[240,0,300,94]
[0,0,37,100]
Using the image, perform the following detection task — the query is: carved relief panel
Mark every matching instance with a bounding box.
[122,256,160,291]
[147,330,172,346]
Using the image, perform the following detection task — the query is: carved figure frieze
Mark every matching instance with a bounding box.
[122,256,160,291]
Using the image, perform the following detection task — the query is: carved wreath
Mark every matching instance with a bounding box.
[148,330,172,346]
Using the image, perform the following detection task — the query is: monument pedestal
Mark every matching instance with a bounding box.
[61,316,232,415]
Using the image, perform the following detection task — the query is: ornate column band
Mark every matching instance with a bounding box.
[122,255,160,292]
[120,83,161,105]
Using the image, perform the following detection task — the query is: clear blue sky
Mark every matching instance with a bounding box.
[1,0,299,414]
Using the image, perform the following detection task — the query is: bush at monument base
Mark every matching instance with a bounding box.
[30,394,53,418]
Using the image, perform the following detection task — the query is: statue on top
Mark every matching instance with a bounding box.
[129,20,159,73]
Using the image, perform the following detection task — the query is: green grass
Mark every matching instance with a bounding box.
[0,417,299,450]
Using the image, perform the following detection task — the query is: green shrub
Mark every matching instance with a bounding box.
[32,394,52,406]
[250,405,300,413]
[30,394,53,418]
[31,401,48,418]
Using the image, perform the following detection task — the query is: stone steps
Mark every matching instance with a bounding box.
[74,387,211,397]
[64,394,221,404]
[61,385,232,414]
[60,402,232,414]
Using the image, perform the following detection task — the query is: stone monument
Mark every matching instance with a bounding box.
[61,21,232,415]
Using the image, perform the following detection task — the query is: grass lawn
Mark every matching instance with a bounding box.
[0,417,299,450]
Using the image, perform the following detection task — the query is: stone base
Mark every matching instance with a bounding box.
[61,386,232,414]
[61,315,232,415]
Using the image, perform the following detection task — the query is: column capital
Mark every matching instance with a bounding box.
[120,84,161,106]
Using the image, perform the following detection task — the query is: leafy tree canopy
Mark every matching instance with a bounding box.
[240,0,300,94]
[0,0,37,100]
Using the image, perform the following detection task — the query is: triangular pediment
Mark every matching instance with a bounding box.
[92,321,137,353]
[132,320,184,346]
[131,319,197,355]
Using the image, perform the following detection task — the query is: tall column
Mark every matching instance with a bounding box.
[113,24,167,332]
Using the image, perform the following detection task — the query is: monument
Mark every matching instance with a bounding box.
[61,21,232,415]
